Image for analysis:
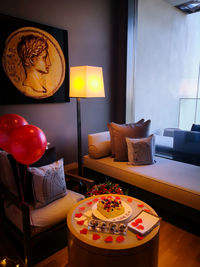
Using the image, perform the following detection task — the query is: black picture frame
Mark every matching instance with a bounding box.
[0,14,69,104]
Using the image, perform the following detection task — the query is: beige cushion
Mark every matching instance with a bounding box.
[83,155,200,210]
[108,120,151,161]
[28,159,67,208]
[4,189,85,232]
[88,131,111,159]
[126,135,155,165]
[0,151,18,196]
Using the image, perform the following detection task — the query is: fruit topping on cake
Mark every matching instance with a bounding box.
[97,198,124,218]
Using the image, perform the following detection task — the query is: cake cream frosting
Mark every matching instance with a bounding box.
[97,198,124,218]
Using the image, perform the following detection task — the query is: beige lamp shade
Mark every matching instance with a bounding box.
[70,66,105,98]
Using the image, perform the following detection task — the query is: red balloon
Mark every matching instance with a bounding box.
[0,114,28,152]
[9,125,47,165]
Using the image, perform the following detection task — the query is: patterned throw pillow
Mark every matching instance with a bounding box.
[28,158,67,208]
[126,135,155,165]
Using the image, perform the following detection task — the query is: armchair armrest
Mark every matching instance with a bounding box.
[65,171,95,194]
[65,171,95,186]
[0,183,22,208]
[0,182,32,238]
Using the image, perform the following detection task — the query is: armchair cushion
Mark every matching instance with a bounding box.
[28,158,67,208]
[4,189,85,232]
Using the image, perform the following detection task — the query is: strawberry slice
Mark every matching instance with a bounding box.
[87,201,93,205]
[127,198,133,202]
[137,204,144,208]
[93,198,99,202]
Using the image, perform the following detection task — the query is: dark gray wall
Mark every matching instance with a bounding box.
[0,0,127,164]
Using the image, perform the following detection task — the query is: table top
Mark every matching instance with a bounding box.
[67,194,160,251]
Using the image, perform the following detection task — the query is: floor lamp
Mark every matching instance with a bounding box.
[70,66,105,176]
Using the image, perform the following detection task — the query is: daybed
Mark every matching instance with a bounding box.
[83,131,200,233]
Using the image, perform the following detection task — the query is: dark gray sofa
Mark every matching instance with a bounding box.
[155,130,200,165]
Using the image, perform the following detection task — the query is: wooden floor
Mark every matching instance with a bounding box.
[158,220,200,267]
[0,220,200,267]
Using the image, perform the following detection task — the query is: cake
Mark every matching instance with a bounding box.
[97,198,124,218]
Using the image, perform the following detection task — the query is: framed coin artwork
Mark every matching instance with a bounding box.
[0,14,69,104]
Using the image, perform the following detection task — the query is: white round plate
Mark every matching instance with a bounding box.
[92,201,132,222]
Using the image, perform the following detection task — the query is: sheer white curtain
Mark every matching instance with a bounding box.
[125,0,138,123]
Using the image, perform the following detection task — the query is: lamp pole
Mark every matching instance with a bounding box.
[76,97,82,176]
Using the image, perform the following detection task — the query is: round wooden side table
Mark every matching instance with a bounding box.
[67,194,160,267]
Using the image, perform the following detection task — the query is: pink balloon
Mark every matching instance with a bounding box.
[0,114,28,152]
[9,125,47,165]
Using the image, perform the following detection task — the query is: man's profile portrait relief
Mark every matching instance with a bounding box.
[17,34,51,93]
[2,27,66,99]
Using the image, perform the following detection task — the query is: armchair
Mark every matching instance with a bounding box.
[0,148,94,267]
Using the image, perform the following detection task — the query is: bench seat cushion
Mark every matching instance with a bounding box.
[83,155,200,210]
[4,189,84,233]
